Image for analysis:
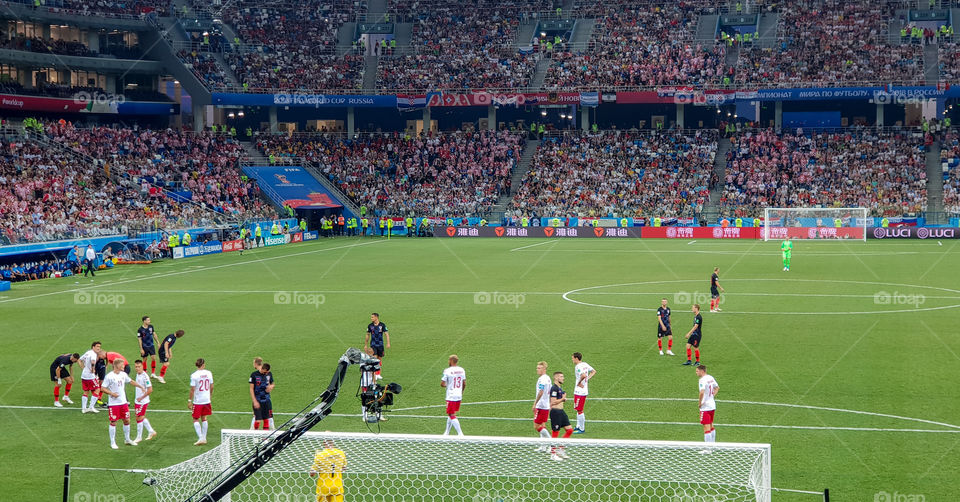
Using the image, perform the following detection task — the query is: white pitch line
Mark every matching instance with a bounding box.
[0,404,954,435]
[383,414,960,434]
[0,239,387,305]
[510,240,554,252]
[388,397,960,431]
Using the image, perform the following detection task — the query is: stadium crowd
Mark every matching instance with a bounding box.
[546,3,726,89]
[377,8,537,91]
[219,0,365,91]
[942,130,960,215]
[0,122,275,244]
[719,128,927,217]
[735,1,923,86]
[256,131,525,216]
[510,130,717,218]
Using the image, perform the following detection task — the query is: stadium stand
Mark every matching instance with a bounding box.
[735,1,924,86]
[546,2,726,89]
[719,128,927,217]
[942,130,960,215]
[510,130,717,218]
[255,131,525,216]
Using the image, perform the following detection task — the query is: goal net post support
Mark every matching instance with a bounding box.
[148,430,772,502]
[762,208,869,241]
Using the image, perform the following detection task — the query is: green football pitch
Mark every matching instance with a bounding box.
[1,236,958,501]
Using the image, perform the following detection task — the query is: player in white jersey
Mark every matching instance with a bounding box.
[532,361,552,449]
[79,341,102,414]
[189,358,214,445]
[571,352,596,434]
[101,359,146,449]
[133,360,156,442]
[696,365,719,443]
[441,355,465,436]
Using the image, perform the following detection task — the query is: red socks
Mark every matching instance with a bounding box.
[254,422,260,430]
[668,339,673,349]
[160,366,167,377]
[658,339,662,350]
[54,385,60,400]
[551,430,559,439]
[695,350,700,362]
[263,420,270,430]
[151,360,156,373]
[687,348,693,360]
[563,429,573,439]
[65,382,71,396]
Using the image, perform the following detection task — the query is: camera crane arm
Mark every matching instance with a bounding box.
[184,348,378,502]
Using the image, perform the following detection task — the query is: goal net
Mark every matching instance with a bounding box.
[763,207,869,241]
[148,430,771,502]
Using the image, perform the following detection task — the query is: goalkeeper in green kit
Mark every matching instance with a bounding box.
[781,239,793,271]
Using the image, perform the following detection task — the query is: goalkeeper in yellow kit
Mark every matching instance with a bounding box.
[309,439,347,502]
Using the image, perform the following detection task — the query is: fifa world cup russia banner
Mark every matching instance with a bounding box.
[435,226,643,238]
[426,92,582,107]
[241,166,343,209]
[869,227,960,239]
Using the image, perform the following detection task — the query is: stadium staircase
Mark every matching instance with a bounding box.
[366,0,388,22]
[926,139,945,224]
[924,43,940,84]
[241,142,271,165]
[143,20,212,103]
[489,139,540,215]
[517,21,539,46]
[703,136,731,222]
[569,18,595,44]
[530,59,550,90]
[755,12,779,48]
[696,14,719,41]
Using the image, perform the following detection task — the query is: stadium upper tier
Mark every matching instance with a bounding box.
[152,0,948,94]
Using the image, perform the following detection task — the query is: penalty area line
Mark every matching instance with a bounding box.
[510,240,555,252]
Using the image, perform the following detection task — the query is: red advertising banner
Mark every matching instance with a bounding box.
[426,92,581,107]
[642,227,760,239]
[765,227,865,240]
[435,226,643,238]
[290,232,303,243]
[222,239,243,252]
[0,94,90,113]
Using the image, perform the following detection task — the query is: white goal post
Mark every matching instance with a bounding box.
[763,207,869,241]
[148,430,771,502]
